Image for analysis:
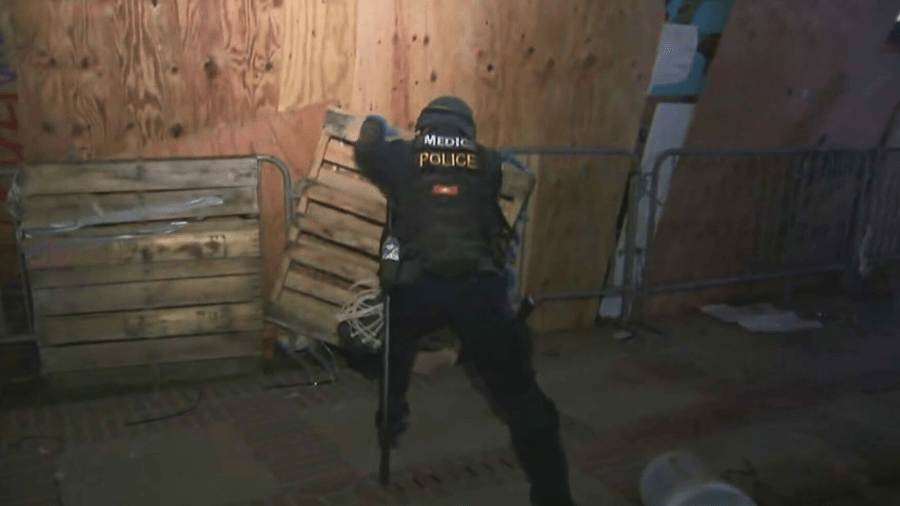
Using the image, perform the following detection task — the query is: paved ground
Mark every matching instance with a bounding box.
[2,294,900,505]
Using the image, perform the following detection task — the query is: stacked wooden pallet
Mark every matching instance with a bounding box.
[15,157,265,374]
[267,108,536,345]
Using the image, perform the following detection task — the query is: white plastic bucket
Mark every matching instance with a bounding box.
[639,451,757,506]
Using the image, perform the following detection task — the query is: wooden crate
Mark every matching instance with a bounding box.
[267,108,536,345]
[15,157,264,374]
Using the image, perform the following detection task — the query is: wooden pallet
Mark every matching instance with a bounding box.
[15,157,264,374]
[267,108,536,345]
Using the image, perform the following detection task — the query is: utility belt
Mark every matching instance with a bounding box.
[378,235,506,290]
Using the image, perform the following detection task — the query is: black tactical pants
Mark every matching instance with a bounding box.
[379,272,576,506]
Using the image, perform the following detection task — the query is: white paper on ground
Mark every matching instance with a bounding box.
[701,303,823,332]
[649,23,699,89]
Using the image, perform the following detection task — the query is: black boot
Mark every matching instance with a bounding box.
[506,391,577,506]
[516,429,577,506]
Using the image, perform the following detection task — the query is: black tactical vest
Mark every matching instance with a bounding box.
[390,133,507,279]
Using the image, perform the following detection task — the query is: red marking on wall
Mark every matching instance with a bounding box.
[0,93,23,167]
[0,93,22,224]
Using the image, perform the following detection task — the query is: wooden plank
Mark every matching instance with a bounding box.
[296,134,332,215]
[317,166,386,205]
[525,154,633,332]
[282,269,354,306]
[21,187,259,230]
[40,332,262,374]
[322,138,357,170]
[322,107,366,142]
[29,257,261,290]
[322,107,414,143]
[298,202,382,256]
[33,274,260,317]
[499,198,518,229]
[500,164,536,201]
[277,0,356,111]
[269,291,340,343]
[40,302,264,346]
[288,235,378,282]
[23,217,260,269]
[306,134,331,182]
[17,158,258,196]
[268,255,295,301]
[303,169,388,220]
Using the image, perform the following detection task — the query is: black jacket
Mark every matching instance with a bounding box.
[353,117,508,282]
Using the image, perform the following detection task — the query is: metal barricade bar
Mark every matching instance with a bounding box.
[862,148,900,264]
[256,154,295,236]
[633,147,872,315]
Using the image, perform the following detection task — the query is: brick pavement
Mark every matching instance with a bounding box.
[2,350,900,505]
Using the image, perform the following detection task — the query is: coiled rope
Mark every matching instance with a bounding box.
[335,279,384,352]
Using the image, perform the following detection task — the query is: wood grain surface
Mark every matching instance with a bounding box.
[6,0,284,161]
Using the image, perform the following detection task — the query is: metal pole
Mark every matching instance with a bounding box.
[256,154,295,236]
[500,146,636,156]
[632,152,666,317]
[622,170,640,323]
[643,263,848,294]
[845,150,876,291]
[378,291,391,485]
[378,206,393,486]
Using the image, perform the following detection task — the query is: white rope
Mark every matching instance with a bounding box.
[335,278,384,351]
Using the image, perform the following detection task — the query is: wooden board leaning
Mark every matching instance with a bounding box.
[13,156,265,374]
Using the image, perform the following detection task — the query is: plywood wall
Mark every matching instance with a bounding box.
[111,101,333,297]
[2,0,665,331]
[279,0,664,148]
[682,0,900,149]
[642,0,900,315]
[5,0,283,162]
[276,0,665,330]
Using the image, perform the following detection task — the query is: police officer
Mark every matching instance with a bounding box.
[353,96,577,506]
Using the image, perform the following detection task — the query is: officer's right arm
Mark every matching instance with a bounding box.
[353,116,398,191]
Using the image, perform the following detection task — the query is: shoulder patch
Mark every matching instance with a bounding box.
[432,183,460,196]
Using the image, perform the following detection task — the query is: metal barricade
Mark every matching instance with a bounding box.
[860,147,900,266]
[633,148,872,310]
[498,147,641,319]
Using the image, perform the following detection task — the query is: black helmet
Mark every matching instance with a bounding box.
[415,96,476,139]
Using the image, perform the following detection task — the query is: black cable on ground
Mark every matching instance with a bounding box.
[263,379,337,390]
[122,388,204,426]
